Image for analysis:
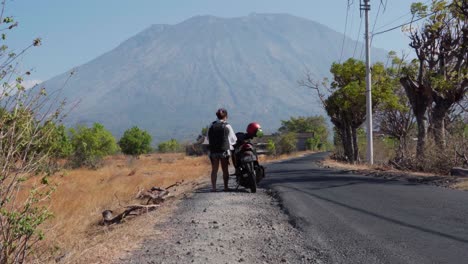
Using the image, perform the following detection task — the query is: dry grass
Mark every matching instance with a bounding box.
[322,158,380,171]
[323,157,441,177]
[24,151,307,263]
[28,153,210,263]
[259,151,315,163]
[452,179,468,191]
[322,157,467,190]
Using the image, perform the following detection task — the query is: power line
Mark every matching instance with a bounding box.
[353,15,363,58]
[374,11,411,31]
[383,0,388,11]
[339,0,353,63]
[370,0,383,46]
[372,10,437,37]
[359,36,365,60]
[359,0,385,59]
[374,0,431,32]
[359,1,378,60]
[349,0,356,39]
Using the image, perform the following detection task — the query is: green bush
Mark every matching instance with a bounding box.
[279,115,331,152]
[48,124,73,159]
[305,137,320,151]
[266,139,276,155]
[118,126,152,157]
[70,123,118,168]
[277,132,297,154]
[158,139,181,153]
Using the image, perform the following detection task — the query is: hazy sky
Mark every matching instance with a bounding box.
[7,0,417,83]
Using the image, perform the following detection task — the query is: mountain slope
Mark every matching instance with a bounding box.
[43,13,388,142]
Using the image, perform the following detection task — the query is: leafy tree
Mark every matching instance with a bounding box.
[401,0,467,157]
[279,115,330,151]
[277,132,297,154]
[301,58,396,163]
[279,116,330,147]
[70,123,118,168]
[118,126,152,157]
[0,3,68,261]
[46,124,73,159]
[305,136,322,151]
[376,52,415,158]
[158,139,182,153]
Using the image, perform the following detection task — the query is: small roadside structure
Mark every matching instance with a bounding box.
[295,133,315,151]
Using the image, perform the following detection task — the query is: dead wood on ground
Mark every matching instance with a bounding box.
[101,181,184,225]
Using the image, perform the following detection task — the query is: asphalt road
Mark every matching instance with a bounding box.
[261,152,468,264]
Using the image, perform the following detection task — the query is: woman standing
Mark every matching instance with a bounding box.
[207,108,237,192]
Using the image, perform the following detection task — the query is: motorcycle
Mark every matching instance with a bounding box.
[233,132,265,193]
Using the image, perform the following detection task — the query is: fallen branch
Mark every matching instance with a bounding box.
[136,181,184,204]
[101,181,185,225]
[101,205,160,225]
[165,180,184,190]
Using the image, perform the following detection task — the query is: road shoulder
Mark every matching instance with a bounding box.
[117,184,322,264]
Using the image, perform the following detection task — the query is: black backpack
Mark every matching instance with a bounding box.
[208,121,230,153]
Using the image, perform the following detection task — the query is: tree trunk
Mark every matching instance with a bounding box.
[340,124,355,163]
[397,135,408,159]
[431,109,446,149]
[431,98,451,150]
[352,126,359,162]
[400,77,432,160]
[415,114,428,159]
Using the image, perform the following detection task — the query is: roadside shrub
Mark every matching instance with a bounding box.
[70,123,118,168]
[158,139,182,153]
[118,126,152,157]
[0,55,65,264]
[277,132,297,154]
[266,139,276,155]
[279,115,330,151]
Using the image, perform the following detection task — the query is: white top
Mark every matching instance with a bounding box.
[206,120,237,150]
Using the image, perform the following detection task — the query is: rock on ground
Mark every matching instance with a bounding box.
[116,183,323,264]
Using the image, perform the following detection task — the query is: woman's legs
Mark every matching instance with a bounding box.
[220,158,230,191]
[210,157,220,191]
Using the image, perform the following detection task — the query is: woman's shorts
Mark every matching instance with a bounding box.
[209,150,231,159]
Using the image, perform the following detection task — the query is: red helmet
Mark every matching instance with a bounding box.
[246,122,262,137]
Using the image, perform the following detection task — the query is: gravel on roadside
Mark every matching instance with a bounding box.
[116,182,324,264]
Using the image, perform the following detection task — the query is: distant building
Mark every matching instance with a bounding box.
[295,133,315,151]
[186,132,317,156]
[255,132,315,151]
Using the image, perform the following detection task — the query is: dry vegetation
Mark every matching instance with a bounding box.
[26,153,210,263]
[453,180,468,190]
[322,157,468,191]
[22,151,309,263]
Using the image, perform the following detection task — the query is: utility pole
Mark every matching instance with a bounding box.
[361,0,373,164]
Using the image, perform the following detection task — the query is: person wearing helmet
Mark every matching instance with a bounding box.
[246,122,263,138]
[207,108,237,192]
[234,122,263,144]
[232,122,263,169]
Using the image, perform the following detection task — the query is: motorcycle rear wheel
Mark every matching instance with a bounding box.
[247,162,257,193]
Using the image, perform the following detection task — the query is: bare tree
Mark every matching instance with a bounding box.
[401,0,468,158]
[377,52,415,159]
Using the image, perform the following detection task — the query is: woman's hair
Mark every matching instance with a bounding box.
[216,108,228,119]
